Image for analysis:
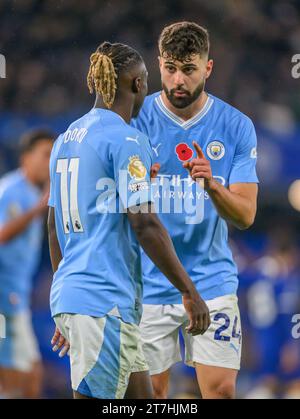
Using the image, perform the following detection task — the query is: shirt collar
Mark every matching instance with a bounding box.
[155,92,214,130]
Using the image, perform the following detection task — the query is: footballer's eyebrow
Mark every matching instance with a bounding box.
[181,63,198,69]
[164,61,177,66]
[164,61,198,70]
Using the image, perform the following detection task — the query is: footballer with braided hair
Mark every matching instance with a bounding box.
[132,21,259,399]
[87,41,146,113]
[48,41,209,399]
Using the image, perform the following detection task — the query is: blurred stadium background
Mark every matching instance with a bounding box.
[0,0,300,398]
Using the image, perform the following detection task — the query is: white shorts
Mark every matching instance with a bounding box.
[140,294,242,375]
[0,310,41,372]
[54,313,148,399]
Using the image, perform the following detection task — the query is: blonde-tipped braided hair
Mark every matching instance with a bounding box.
[87,52,117,109]
[87,42,143,109]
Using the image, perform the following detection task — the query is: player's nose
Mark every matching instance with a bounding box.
[173,70,185,86]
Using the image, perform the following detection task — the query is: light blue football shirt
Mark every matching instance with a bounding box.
[0,169,43,315]
[132,91,259,304]
[48,108,153,324]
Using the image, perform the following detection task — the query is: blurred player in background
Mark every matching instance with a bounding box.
[240,228,300,399]
[132,21,259,399]
[0,129,54,398]
[48,41,210,399]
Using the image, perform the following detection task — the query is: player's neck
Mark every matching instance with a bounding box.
[21,167,40,188]
[161,90,208,121]
[94,97,132,123]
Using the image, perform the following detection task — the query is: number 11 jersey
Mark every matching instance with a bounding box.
[48,108,153,325]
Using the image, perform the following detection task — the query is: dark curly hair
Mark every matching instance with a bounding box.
[158,21,209,62]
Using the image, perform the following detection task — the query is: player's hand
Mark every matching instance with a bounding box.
[150,163,160,180]
[51,327,70,358]
[183,141,214,190]
[182,292,211,336]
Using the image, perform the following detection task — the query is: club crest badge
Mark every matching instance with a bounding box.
[127,155,147,181]
[207,141,225,160]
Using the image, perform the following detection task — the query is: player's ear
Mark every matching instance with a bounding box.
[132,77,141,93]
[206,59,213,79]
[158,56,163,69]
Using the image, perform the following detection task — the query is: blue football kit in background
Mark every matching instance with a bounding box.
[0,169,43,370]
[0,169,43,315]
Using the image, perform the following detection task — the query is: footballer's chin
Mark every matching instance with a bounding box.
[163,82,205,109]
[168,95,194,109]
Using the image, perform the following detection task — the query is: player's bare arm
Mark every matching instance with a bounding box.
[0,192,48,244]
[128,204,211,336]
[184,141,258,230]
[47,207,62,273]
[48,207,69,356]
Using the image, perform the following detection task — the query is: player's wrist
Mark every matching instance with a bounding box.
[181,284,200,300]
[205,177,219,192]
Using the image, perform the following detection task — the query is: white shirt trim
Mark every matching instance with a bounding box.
[155,93,214,130]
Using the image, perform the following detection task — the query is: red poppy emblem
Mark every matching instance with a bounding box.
[175,143,194,161]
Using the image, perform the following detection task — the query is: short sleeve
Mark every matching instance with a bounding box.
[229,117,259,185]
[112,132,153,210]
